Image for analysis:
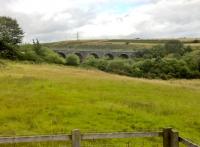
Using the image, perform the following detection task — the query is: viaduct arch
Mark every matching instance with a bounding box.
[54,49,141,61]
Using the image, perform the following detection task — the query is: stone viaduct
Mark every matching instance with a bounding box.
[54,49,142,61]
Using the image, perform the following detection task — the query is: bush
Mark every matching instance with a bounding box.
[42,47,65,64]
[18,44,43,62]
[164,40,184,55]
[96,59,109,71]
[33,39,44,56]
[183,50,200,71]
[80,48,200,79]
[66,54,80,66]
[142,46,166,59]
[0,40,19,59]
[18,44,65,64]
[107,60,132,75]
[131,66,143,77]
[82,56,98,67]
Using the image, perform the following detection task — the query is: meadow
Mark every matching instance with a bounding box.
[0,60,200,145]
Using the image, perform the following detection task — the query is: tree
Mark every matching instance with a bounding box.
[164,40,184,55]
[0,40,18,59]
[0,16,24,59]
[0,16,24,45]
[33,39,43,55]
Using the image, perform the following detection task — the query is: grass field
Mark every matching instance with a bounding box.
[0,60,200,145]
[44,39,200,50]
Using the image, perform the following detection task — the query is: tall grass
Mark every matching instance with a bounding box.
[0,61,199,145]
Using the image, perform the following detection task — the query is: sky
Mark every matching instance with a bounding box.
[0,0,200,42]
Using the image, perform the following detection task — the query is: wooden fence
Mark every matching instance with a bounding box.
[0,128,199,147]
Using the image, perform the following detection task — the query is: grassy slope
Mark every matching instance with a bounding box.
[0,61,200,144]
[44,39,200,50]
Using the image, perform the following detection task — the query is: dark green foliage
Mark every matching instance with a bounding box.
[81,45,200,79]
[33,39,43,56]
[0,16,23,45]
[107,60,132,75]
[83,56,98,67]
[164,40,184,54]
[0,40,19,59]
[183,50,200,72]
[60,40,200,79]
[96,59,109,71]
[142,45,166,58]
[163,40,192,56]
[18,44,65,64]
[184,46,192,53]
[142,41,192,60]
[66,54,80,66]
[0,16,23,59]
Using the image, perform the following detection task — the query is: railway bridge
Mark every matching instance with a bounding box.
[54,49,142,61]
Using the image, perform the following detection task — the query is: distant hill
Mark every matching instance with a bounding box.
[44,39,200,50]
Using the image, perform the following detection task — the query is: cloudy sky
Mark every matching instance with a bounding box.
[0,0,200,42]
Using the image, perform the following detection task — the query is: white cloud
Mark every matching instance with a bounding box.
[0,0,200,42]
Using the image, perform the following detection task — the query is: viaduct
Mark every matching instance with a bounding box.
[54,49,143,61]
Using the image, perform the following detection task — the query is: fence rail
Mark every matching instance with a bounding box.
[0,134,71,144]
[81,131,163,140]
[0,128,199,147]
[179,137,200,147]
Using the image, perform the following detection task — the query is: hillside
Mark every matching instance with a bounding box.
[44,39,200,50]
[0,60,200,144]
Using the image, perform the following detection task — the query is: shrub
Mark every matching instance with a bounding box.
[42,47,65,64]
[107,60,131,75]
[96,59,108,71]
[183,50,200,71]
[83,56,98,67]
[164,40,184,55]
[33,39,44,56]
[160,58,191,78]
[66,54,80,66]
[131,66,143,77]
[18,44,43,62]
[139,45,167,59]
[0,40,19,59]
[18,44,65,64]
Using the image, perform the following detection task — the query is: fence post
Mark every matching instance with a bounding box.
[163,128,179,147]
[163,128,172,147]
[72,129,81,147]
[170,130,179,147]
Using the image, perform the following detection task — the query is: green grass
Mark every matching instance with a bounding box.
[44,39,200,50]
[0,60,200,145]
